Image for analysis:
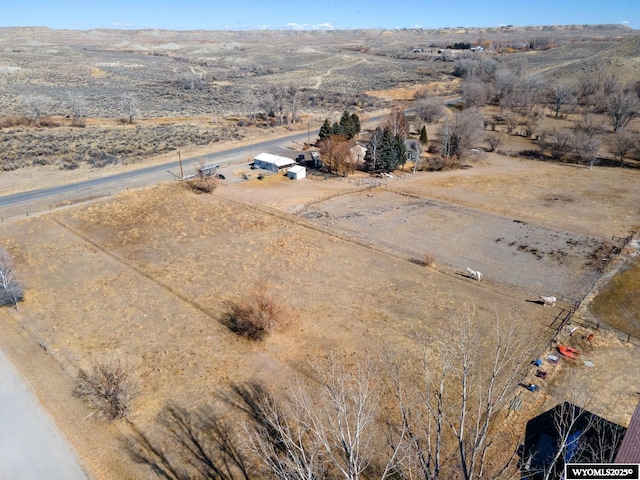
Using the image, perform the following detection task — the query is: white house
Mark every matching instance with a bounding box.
[287,165,306,180]
[253,152,296,173]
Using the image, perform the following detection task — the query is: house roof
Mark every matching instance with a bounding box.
[254,152,296,167]
[288,165,305,174]
[615,400,640,463]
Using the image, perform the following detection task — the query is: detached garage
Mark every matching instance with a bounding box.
[253,152,296,173]
[287,165,306,180]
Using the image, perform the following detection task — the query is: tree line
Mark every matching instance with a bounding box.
[123,308,546,480]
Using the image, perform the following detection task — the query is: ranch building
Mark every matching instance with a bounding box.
[287,165,306,180]
[253,152,296,173]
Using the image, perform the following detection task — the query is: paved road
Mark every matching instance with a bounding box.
[0,349,88,480]
[0,129,314,210]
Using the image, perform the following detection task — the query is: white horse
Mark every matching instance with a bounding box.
[466,267,483,281]
[540,295,557,307]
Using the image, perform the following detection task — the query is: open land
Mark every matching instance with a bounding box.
[0,24,640,479]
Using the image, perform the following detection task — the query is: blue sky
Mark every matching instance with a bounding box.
[1,0,638,30]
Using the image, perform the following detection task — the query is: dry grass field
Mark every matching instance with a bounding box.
[2,148,640,477]
[1,24,640,479]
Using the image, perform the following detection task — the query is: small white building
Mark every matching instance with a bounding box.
[287,165,306,180]
[253,152,296,173]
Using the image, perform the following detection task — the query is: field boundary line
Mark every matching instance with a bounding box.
[50,217,220,322]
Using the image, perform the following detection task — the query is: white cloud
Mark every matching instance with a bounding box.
[284,22,334,30]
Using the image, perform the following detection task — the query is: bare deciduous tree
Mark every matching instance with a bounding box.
[0,247,24,310]
[385,106,408,139]
[525,395,626,480]
[485,132,504,152]
[66,90,85,126]
[612,130,635,167]
[387,307,536,480]
[605,91,639,132]
[22,94,49,125]
[546,83,574,118]
[247,355,386,480]
[538,128,573,160]
[74,354,139,420]
[244,382,327,480]
[440,109,484,160]
[462,80,489,108]
[318,135,353,176]
[571,129,601,168]
[121,93,139,124]
[174,71,205,90]
[414,95,446,125]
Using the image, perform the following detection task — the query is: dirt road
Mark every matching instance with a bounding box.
[0,349,88,480]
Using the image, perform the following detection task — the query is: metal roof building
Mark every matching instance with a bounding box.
[253,152,296,173]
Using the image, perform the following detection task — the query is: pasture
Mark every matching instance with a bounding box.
[2,150,640,478]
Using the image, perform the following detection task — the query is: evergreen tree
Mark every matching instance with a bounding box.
[378,128,396,172]
[338,110,352,136]
[350,113,361,136]
[331,121,344,137]
[419,125,429,146]
[318,119,332,140]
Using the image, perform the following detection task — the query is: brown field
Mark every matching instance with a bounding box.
[2,147,640,478]
[1,24,640,479]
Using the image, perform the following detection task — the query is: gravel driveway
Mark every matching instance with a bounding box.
[0,349,87,480]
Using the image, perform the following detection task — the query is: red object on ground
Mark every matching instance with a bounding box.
[557,345,580,359]
[535,370,548,379]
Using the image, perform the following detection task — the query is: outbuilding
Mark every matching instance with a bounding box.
[253,152,296,173]
[287,165,306,180]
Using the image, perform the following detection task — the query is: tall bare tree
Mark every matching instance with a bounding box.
[247,355,384,480]
[318,135,353,176]
[385,107,408,139]
[605,91,639,132]
[571,129,601,168]
[462,81,489,109]
[538,128,573,160]
[546,83,574,118]
[66,90,85,126]
[386,307,536,480]
[0,247,24,310]
[121,93,139,124]
[612,130,635,167]
[440,109,484,160]
[414,95,446,125]
[22,94,49,125]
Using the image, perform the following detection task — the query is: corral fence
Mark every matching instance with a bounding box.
[550,231,639,347]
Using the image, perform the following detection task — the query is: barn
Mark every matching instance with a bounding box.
[253,152,296,173]
[287,165,306,180]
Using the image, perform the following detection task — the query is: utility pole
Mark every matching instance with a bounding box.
[178,150,184,179]
[307,123,311,147]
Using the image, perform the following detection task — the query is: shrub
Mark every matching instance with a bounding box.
[424,252,435,267]
[185,169,217,194]
[73,356,139,421]
[222,281,284,341]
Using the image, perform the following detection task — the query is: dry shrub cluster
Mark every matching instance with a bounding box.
[0,123,241,171]
[73,356,139,421]
[222,281,285,341]
[185,173,217,194]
